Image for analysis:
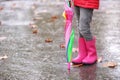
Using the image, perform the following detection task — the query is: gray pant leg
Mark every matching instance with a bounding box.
[79,7,93,41]
[74,6,83,37]
[74,6,80,22]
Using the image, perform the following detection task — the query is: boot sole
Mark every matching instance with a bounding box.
[72,62,82,65]
[82,61,97,65]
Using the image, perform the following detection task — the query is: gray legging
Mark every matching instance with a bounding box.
[74,6,94,41]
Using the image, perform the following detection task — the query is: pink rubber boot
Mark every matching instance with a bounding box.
[82,37,97,64]
[72,38,87,64]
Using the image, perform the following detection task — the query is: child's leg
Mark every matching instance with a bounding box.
[74,6,80,22]
[74,6,83,37]
[73,6,97,65]
[72,6,87,65]
[78,7,97,64]
[79,7,93,41]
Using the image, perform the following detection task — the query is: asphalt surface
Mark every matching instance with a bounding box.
[0,0,120,80]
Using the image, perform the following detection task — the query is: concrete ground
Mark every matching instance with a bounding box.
[0,0,120,80]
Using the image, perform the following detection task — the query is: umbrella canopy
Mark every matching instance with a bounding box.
[63,0,75,70]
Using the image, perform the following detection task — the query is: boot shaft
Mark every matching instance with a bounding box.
[82,37,97,64]
[85,38,97,56]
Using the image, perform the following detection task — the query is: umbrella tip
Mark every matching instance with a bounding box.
[67,68,71,74]
[68,63,71,70]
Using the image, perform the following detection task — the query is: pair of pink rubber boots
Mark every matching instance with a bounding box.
[72,37,97,65]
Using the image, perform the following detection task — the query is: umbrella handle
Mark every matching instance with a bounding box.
[64,0,74,8]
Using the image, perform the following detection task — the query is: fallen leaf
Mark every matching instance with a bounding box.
[11,3,16,9]
[107,62,117,68]
[31,4,37,10]
[29,24,37,29]
[72,48,78,53]
[97,57,103,63]
[51,16,58,19]
[33,17,41,21]
[49,16,58,22]
[45,38,53,43]
[72,63,83,68]
[32,29,38,34]
[103,62,117,68]
[0,55,8,60]
[34,11,40,16]
[0,37,7,41]
[60,43,65,48]
[13,3,16,7]
[0,6,4,11]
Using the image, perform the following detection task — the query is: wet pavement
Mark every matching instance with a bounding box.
[0,0,120,80]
